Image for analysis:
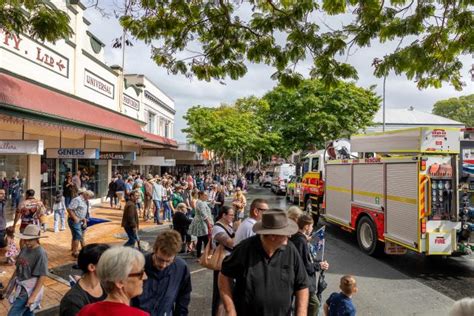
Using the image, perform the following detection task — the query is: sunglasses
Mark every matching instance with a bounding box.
[128,269,146,279]
[257,207,269,212]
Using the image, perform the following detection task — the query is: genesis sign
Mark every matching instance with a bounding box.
[46,148,100,159]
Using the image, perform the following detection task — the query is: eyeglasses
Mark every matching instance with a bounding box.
[128,269,146,279]
[257,207,269,212]
[153,253,175,266]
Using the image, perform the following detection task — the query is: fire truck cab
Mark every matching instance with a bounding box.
[323,127,474,256]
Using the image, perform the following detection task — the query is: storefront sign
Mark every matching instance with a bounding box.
[124,94,140,111]
[99,152,136,160]
[0,29,69,77]
[84,69,114,99]
[0,140,44,154]
[46,148,100,159]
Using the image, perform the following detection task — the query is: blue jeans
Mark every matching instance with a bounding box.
[8,293,34,316]
[54,209,66,232]
[163,200,173,221]
[65,196,72,208]
[124,226,138,247]
[153,200,162,223]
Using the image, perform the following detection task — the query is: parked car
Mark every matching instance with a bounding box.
[259,171,273,187]
[271,163,296,194]
[286,175,302,204]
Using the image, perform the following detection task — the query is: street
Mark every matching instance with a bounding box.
[165,184,473,316]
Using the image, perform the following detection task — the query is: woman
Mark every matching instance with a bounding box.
[287,205,304,223]
[214,185,226,220]
[59,244,110,316]
[7,225,48,316]
[161,180,174,222]
[211,206,235,316]
[63,173,75,207]
[77,246,149,316]
[188,191,214,258]
[172,203,192,253]
[232,187,247,224]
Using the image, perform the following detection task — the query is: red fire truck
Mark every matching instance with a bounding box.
[323,127,474,256]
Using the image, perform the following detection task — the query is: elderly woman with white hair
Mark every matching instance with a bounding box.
[77,246,149,316]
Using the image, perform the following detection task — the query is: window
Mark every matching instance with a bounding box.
[311,158,319,171]
[165,121,169,138]
[147,112,155,133]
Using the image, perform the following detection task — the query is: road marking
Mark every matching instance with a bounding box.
[191,268,208,275]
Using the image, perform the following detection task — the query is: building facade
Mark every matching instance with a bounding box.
[0,0,176,217]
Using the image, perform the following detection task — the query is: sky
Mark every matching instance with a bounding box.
[84,5,473,142]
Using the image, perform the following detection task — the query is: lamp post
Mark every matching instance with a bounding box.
[382,75,387,132]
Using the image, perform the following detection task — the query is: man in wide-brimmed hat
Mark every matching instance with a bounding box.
[143,174,155,221]
[7,224,48,314]
[67,189,94,258]
[218,209,309,316]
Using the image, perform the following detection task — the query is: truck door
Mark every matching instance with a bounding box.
[385,162,420,251]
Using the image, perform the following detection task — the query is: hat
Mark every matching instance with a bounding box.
[84,190,95,198]
[146,174,154,181]
[77,187,87,195]
[15,224,47,240]
[252,209,298,236]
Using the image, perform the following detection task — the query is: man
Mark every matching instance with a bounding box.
[132,230,192,315]
[67,189,93,257]
[0,189,7,248]
[143,174,154,221]
[290,215,329,316]
[114,174,126,209]
[152,176,164,225]
[233,198,269,245]
[122,190,140,247]
[180,182,192,211]
[219,209,309,316]
[13,189,46,234]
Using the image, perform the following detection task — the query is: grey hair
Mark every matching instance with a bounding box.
[97,246,145,293]
[449,298,474,316]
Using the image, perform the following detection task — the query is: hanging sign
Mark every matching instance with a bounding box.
[84,69,114,99]
[99,152,136,160]
[46,148,100,159]
[0,29,69,77]
[0,140,44,154]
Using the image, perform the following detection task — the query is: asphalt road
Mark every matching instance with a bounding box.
[47,184,473,315]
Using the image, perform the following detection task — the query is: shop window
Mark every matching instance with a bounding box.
[0,155,28,221]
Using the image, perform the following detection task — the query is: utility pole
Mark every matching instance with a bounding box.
[382,75,387,132]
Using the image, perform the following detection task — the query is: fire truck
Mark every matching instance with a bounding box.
[299,140,353,223]
[323,127,474,256]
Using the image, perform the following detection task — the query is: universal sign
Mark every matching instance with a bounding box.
[84,69,114,99]
[46,148,100,159]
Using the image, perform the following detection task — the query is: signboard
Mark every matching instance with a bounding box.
[0,29,69,77]
[84,69,114,99]
[46,148,100,159]
[124,94,140,111]
[99,152,136,160]
[384,241,407,255]
[0,140,44,154]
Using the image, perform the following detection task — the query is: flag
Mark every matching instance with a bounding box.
[312,226,326,252]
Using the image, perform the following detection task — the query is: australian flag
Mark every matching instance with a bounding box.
[309,226,326,259]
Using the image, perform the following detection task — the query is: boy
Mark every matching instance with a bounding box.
[324,275,357,316]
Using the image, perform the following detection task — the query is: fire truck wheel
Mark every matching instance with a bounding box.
[357,216,379,255]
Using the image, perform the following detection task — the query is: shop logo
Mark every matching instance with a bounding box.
[58,149,85,156]
[0,142,17,150]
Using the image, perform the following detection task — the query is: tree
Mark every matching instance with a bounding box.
[432,94,474,127]
[0,0,72,42]
[120,0,473,90]
[263,79,380,152]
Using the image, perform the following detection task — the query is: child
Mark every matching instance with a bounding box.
[4,227,19,265]
[53,191,66,232]
[133,183,144,218]
[324,275,357,316]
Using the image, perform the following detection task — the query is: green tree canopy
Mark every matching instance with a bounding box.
[0,0,72,42]
[120,0,473,90]
[263,79,381,152]
[432,94,474,127]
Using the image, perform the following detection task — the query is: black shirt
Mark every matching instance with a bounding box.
[290,232,320,293]
[59,281,107,316]
[221,235,309,316]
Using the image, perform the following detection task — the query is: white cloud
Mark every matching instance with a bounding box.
[84,7,473,142]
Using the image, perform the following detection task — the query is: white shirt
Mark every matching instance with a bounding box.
[234,217,257,245]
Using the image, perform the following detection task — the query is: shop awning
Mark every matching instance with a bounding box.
[0,72,177,147]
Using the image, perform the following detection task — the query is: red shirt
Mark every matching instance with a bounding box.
[77,301,149,316]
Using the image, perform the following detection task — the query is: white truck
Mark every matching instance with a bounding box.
[323,127,474,256]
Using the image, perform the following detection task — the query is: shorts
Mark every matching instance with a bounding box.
[68,218,83,241]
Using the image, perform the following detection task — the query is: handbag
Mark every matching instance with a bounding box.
[199,238,226,271]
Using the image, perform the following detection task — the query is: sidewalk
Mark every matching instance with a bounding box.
[0,203,163,314]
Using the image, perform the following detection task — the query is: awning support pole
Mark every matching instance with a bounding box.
[100,137,102,151]
[84,135,87,148]
[22,120,25,140]
[59,130,62,148]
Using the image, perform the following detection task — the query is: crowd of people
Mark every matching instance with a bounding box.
[0,171,472,316]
